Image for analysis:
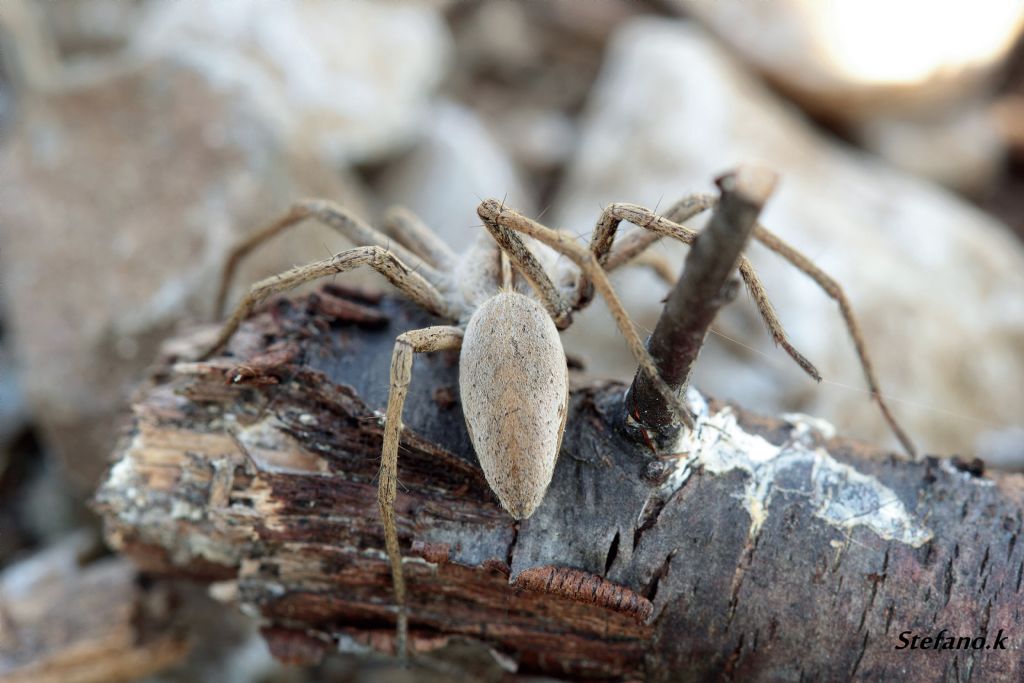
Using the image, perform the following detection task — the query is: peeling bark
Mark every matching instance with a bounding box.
[94,290,1024,681]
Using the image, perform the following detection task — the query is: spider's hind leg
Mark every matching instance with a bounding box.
[201,246,453,360]
[382,206,459,271]
[214,200,445,318]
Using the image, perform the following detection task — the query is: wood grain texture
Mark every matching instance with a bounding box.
[94,289,1024,681]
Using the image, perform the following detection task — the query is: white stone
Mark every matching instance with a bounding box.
[374,100,535,247]
[0,59,370,486]
[683,0,1024,120]
[974,427,1024,471]
[487,106,577,173]
[681,0,1024,189]
[853,104,1006,193]
[554,19,1024,459]
[132,0,452,164]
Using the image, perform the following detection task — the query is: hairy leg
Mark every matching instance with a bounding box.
[590,193,717,280]
[215,200,444,317]
[379,325,464,659]
[382,206,459,271]
[478,206,575,328]
[477,199,694,429]
[201,246,453,360]
[592,198,916,458]
[594,202,820,382]
[623,249,679,288]
[751,225,917,458]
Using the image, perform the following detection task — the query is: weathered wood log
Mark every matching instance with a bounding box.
[94,287,1024,681]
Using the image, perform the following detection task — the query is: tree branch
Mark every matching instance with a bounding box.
[627,165,776,448]
[94,288,1024,681]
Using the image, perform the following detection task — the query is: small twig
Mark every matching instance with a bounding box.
[626,165,778,448]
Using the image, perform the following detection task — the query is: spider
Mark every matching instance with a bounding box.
[200,170,914,658]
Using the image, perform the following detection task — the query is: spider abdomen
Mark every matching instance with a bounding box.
[459,292,569,519]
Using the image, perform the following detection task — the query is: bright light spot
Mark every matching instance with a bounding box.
[818,0,1024,84]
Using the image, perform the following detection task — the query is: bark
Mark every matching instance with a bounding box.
[94,287,1024,681]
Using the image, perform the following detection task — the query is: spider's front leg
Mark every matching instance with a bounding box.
[584,199,821,382]
[749,225,918,458]
[379,326,464,660]
[478,209,575,329]
[585,197,917,458]
[477,199,695,430]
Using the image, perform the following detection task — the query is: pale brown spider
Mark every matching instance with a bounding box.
[201,172,913,658]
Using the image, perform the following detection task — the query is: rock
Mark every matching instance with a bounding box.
[445,0,638,175]
[0,0,63,91]
[443,1,648,193]
[974,427,1024,472]
[486,105,577,175]
[854,103,1006,194]
[0,58,369,490]
[38,0,148,56]
[0,533,189,682]
[132,0,451,165]
[681,0,1024,121]
[448,0,635,111]
[678,0,1024,190]
[553,19,1024,459]
[373,100,535,246]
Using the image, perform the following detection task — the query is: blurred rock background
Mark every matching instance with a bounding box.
[1,0,1023,680]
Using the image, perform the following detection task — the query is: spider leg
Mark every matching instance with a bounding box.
[591,193,718,277]
[593,199,916,458]
[215,200,444,318]
[604,228,671,273]
[201,246,453,360]
[477,199,694,430]
[382,206,459,271]
[477,208,575,329]
[751,223,918,459]
[592,202,822,383]
[622,249,679,287]
[380,325,464,660]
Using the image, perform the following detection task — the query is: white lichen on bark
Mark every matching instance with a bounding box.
[665,389,933,547]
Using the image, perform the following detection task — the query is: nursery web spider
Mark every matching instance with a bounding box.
[200,181,914,658]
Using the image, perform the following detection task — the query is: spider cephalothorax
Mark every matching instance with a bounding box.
[201,178,913,658]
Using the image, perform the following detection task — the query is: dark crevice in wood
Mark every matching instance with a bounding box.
[604,531,620,576]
